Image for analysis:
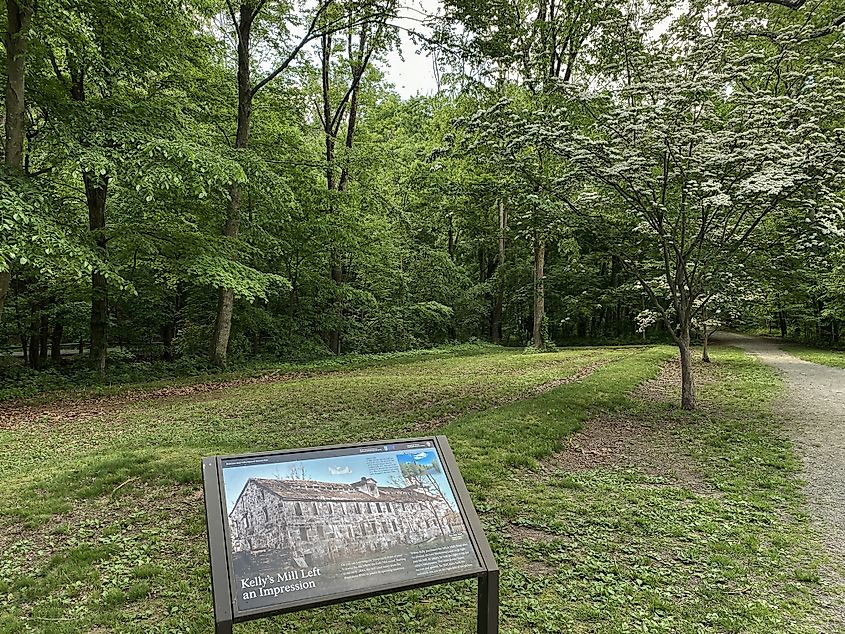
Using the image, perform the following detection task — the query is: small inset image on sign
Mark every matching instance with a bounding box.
[219,441,482,613]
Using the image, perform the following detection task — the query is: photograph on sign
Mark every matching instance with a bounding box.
[220,440,482,613]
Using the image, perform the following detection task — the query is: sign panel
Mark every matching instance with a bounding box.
[202,436,497,632]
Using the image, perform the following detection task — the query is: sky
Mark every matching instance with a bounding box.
[380,0,686,99]
[381,0,441,98]
[221,447,456,514]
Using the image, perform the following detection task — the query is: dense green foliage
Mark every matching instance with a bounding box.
[2,0,844,409]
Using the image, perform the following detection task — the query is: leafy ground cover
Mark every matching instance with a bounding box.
[0,345,839,633]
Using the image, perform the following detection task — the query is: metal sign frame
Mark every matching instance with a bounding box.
[202,435,499,633]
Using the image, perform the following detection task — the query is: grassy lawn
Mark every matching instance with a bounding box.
[0,345,837,633]
[782,344,845,369]
[0,343,508,404]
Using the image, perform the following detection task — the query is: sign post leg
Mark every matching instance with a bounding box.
[477,570,499,633]
[215,620,233,634]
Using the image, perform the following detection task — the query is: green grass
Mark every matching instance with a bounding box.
[782,344,845,369]
[0,343,506,403]
[0,344,839,633]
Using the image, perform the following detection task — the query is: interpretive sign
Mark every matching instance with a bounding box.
[202,436,499,633]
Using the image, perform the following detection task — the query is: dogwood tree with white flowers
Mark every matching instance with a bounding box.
[542,4,845,409]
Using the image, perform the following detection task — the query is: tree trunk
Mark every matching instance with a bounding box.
[162,323,174,361]
[211,286,235,366]
[211,6,253,368]
[702,328,710,363]
[65,50,109,375]
[28,330,38,369]
[85,172,109,375]
[337,52,361,193]
[321,24,380,355]
[679,326,696,410]
[3,0,31,169]
[778,309,787,338]
[532,236,546,350]
[210,181,242,366]
[38,312,48,363]
[328,258,343,355]
[323,26,368,356]
[491,200,506,343]
[0,272,9,322]
[51,322,63,363]
[491,293,503,343]
[28,310,39,369]
[2,0,32,325]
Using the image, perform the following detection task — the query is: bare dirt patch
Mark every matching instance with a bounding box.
[506,523,562,544]
[634,354,719,404]
[505,525,563,575]
[514,556,558,576]
[547,413,718,496]
[548,357,720,496]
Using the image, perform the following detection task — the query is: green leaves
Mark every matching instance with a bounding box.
[0,173,94,280]
[185,254,291,301]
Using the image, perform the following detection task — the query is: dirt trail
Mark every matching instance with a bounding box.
[715,333,845,603]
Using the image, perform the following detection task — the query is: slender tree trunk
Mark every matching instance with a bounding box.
[447,216,456,260]
[0,273,9,322]
[85,173,109,375]
[491,200,506,343]
[679,323,696,410]
[210,182,242,367]
[38,312,48,364]
[323,41,343,356]
[28,309,38,369]
[28,331,38,368]
[532,236,546,350]
[778,309,787,338]
[162,323,174,361]
[328,258,343,355]
[337,56,361,193]
[702,328,710,363]
[2,0,32,324]
[51,322,63,362]
[491,289,504,343]
[211,6,253,368]
[65,53,110,375]
[3,0,30,169]
[323,26,368,356]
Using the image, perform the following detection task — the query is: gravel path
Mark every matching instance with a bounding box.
[715,333,845,624]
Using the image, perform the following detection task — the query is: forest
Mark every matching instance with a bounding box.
[2,0,845,411]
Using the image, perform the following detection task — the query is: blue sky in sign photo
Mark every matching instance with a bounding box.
[221,448,457,513]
